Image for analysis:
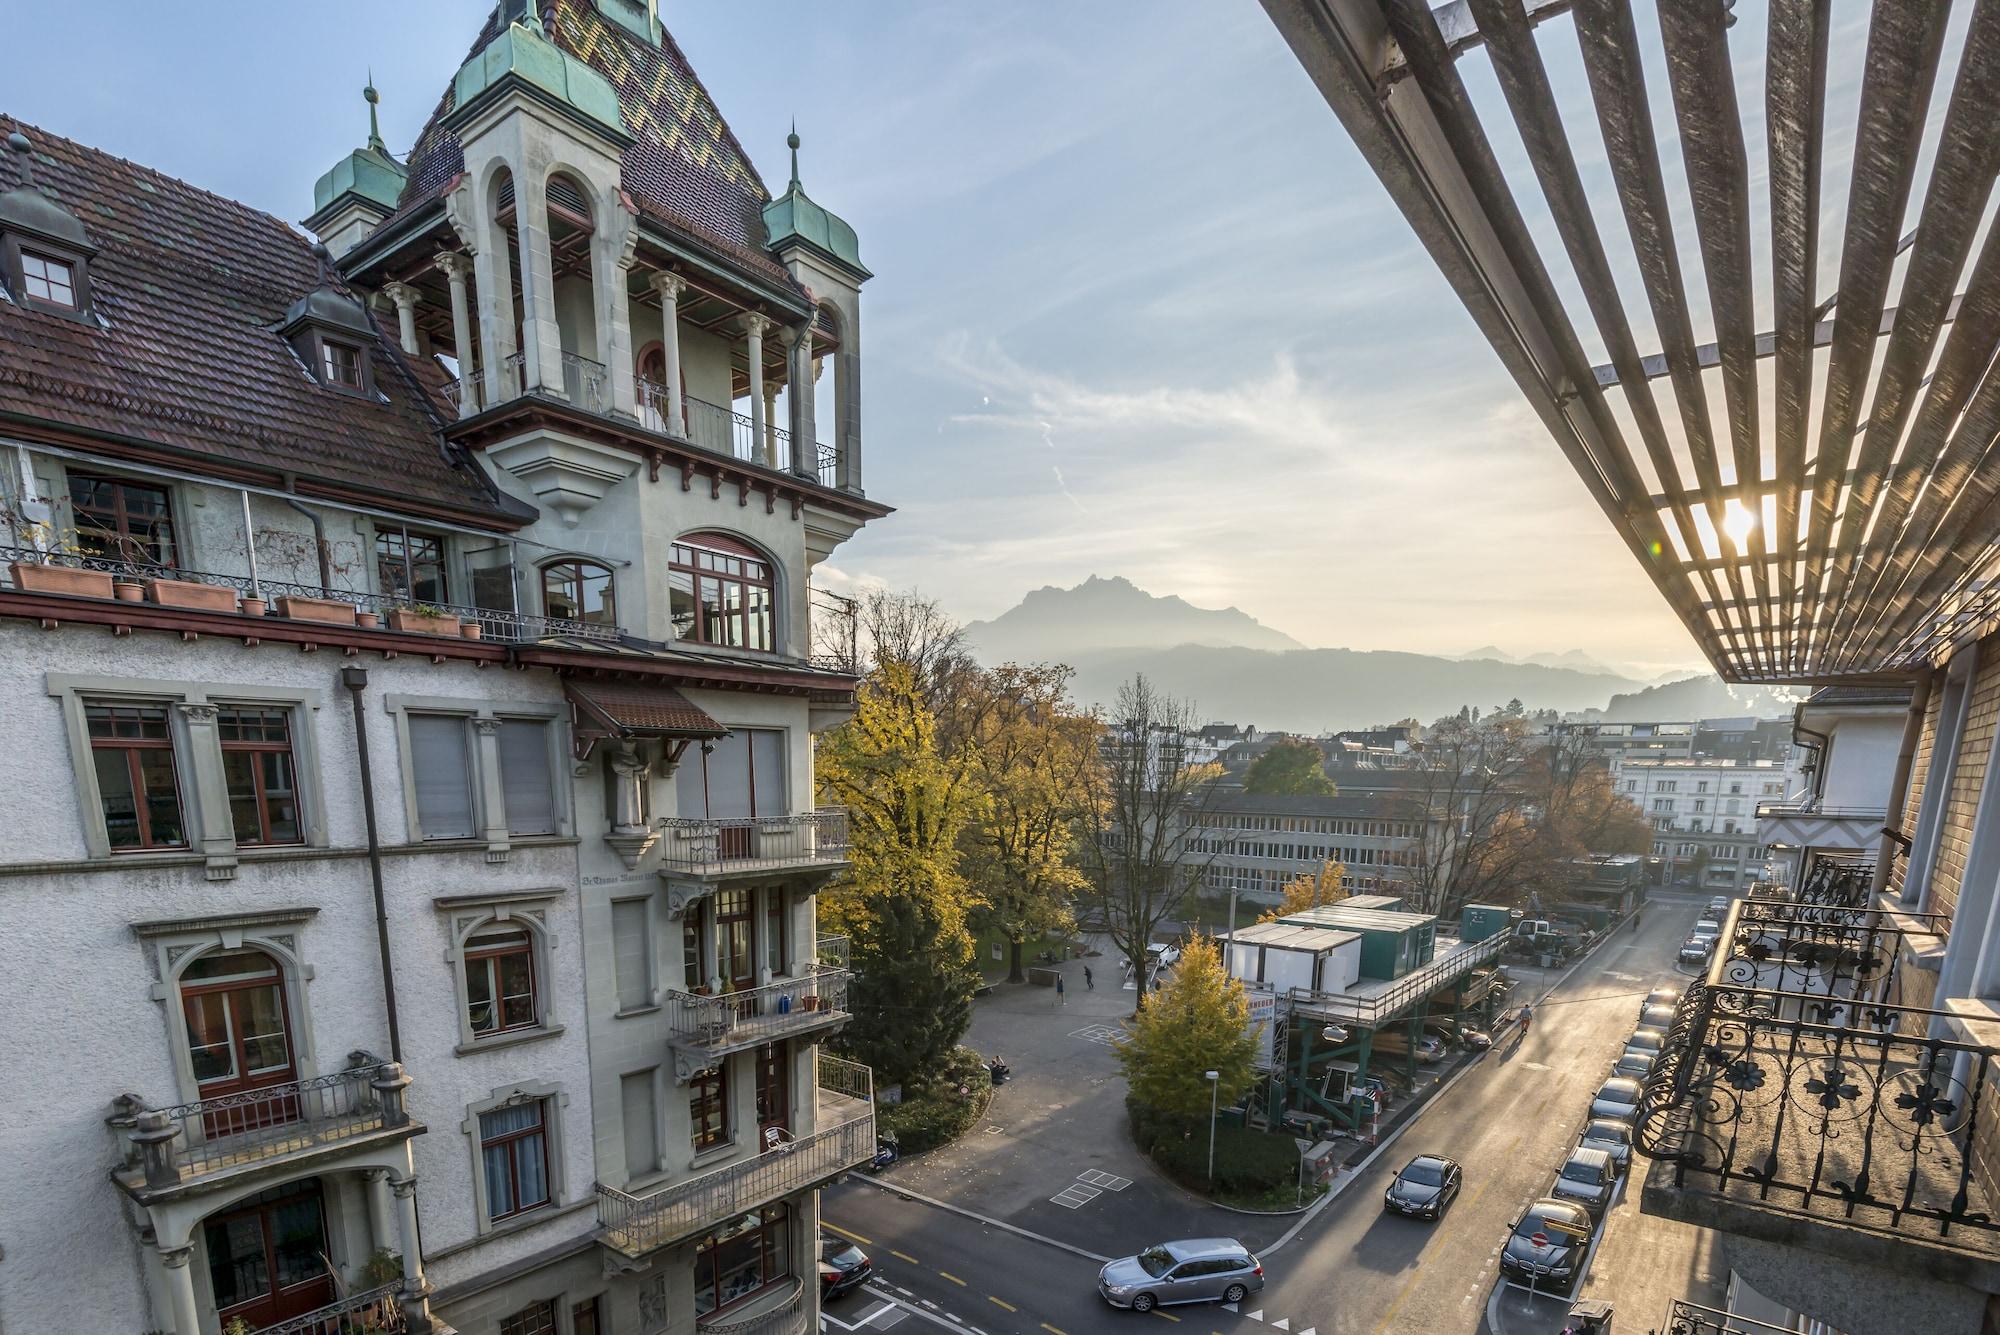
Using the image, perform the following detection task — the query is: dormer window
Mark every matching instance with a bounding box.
[20,251,75,308]
[321,339,362,389]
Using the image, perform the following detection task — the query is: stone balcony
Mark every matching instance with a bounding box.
[109,1059,424,1206]
[695,1278,809,1335]
[660,809,851,879]
[596,1055,874,1261]
[663,968,853,1079]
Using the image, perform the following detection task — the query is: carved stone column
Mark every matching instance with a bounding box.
[434,252,479,417]
[159,1245,201,1335]
[174,702,237,879]
[786,322,817,483]
[472,717,509,862]
[743,312,771,458]
[382,281,420,355]
[391,1174,435,1334]
[649,271,688,436]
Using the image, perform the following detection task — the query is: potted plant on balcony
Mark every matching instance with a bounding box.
[388,602,460,636]
[460,619,484,640]
[356,609,381,629]
[239,593,268,617]
[148,576,240,612]
[276,592,359,626]
[112,576,146,602]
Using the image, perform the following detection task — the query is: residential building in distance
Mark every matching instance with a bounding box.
[1756,686,1912,889]
[0,3,883,1333]
[1611,756,1797,893]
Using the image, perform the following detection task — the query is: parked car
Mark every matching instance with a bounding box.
[1097,1239,1264,1312]
[1678,936,1714,966]
[1383,1154,1462,1219]
[1612,1050,1655,1081]
[1146,942,1181,972]
[1500,1199,1594,1293]
[1550,1146,1616,1217]
[1641,987,1681,1019]
[1590,1076,1644,1123]
[1637,1004,1678,1033]
[1624,1027,1667,1057]
[1460,1028,1493,1051]
[1707,895,1730,913]
[1697,904,1725,926]
[820,1234,873,1301]
[1373,1031,1448,1063]
[1578,1119,1633,1174]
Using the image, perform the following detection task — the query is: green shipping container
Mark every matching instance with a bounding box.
[1460,904,1513,943]
[1277,904,1437,980]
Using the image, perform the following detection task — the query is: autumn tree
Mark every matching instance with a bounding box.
[1256,859,1348,923]
[960,663,1100,983]
[1243,737,1338,797]
[1082,675,1230,1008]
[819,655,985,1088]
[1403,708,1539,919]
[1117,935,1259,1121]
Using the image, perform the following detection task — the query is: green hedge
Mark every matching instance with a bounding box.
[1127,1095,1299,1196]
[878,1047,992,1153]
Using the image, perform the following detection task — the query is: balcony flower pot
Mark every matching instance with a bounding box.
[239,595,268,617]
[460,622,484,641]
[355,610,381,630]
[148,578,239,613]
[112,579,146,602]
[9,561,115,599]
[388,607,459,636]
[277,594,359,627]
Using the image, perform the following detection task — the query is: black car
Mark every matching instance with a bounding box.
[1383,1154,1462,1219]
[820,1234,872,1301]
[1500,1199,1594,1292]
[1577,1119,1633,1175]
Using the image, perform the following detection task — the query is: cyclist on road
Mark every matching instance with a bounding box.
[1519,1004,1534,1036]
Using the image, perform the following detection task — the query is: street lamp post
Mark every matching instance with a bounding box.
[1205,1070,1220,1184]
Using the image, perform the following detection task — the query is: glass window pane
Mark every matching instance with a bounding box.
[260,751,300,842]
[184,993,237,1082]
[137,749,185,847]
[484,1138,515,1217]
[269,1195,329,1288]
[93,749,141,849]
[513,1130,549,1208]
[204,1214,271,1309]
[466,957,495,1033]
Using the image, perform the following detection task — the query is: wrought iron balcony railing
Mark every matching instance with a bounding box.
[1655,1299,1795,1335]
[1,545,624,644]
[697,1278,807,1335]
[1634,899,2000,1261]
[659,808,850,876]
[110,1060,417,1198]
[664,967,852,1053]
[817,934,851,970]
[596,1054,874,1258]
[1755,799,1892,824]
[252,1283,405,1335]
[809,585,860,675]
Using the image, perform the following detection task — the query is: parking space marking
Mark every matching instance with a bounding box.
[1067,1025,1125,1046]
[1077,1169,1132,1189]
[1049,1183,1102,1208]
[1152,1313,1180,1323]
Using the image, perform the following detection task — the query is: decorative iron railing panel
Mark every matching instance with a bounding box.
[1634,900,1997,1251]
[696,1278,807,1335]
[663,968,851,1049]
[809,586,860,675]
[251,1283,405,1335]
[817,934,851,971]
[1656,1299,1798,1335]
[659,809,850,875]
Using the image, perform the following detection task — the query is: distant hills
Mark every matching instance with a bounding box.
[960,576,1800,731]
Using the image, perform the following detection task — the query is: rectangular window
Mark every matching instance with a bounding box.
[694,1206,791,1316]
[480,1100,552,1222]
[497,718,557,835]
[499,1300,557,1335]
[68,472,177,568]
[691,1065,729,1152]
[218,706,302,846]
[621,1069,659,1181]
[464,923,538,1037]
[408,714,475,838]
[87,702,186,850]
[321,340,362,388]
[572,1298,604,1335]
[612,897,653,1012]
[21,251,77,307]
[376,526,448,604]
[684,917,703,990]
[764,889,787,976]
[676,728,787,819]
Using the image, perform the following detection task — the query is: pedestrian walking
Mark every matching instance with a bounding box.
[1084,965,1094,990]
[1055,974,1067,1007]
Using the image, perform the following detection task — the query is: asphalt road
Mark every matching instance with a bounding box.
[821,898,1728,1335]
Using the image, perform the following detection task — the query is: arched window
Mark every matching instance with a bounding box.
[669,534,775,652]
[541,559,617,628]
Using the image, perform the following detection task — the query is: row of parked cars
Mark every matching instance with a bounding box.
[1498,983,1681,1294]
[1677,895,1732,967]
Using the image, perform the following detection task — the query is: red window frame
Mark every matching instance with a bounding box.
[668,534,775,652]
[68,472,178,568]
[694,1204,791,1316]
[321,339,362,388]
[86,702,186,850]
[218,706,303,847]
[464,924,539,1037]
[481,1100,553,1222]
[499,1298,557,1335]
[691,1063,729,1152]
[540,558,617,627]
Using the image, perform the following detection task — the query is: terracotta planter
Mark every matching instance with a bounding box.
[113,580,146,602]
[148,578,239,613]
[277,594,359,627]
[9,561,116,599]
[356,611,381,630]
[387,608,460,636]
[239,596,268,617]
[460,622,484,641]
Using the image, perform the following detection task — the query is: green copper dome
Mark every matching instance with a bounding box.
[313,82,409,215]
[448,17,629,145]
[763,130,868,280]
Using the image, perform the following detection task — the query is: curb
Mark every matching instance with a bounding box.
[851,1175,1114,1264]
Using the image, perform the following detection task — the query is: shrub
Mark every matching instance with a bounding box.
[1127,1096,1299,1195]
[878,1046,992,1153]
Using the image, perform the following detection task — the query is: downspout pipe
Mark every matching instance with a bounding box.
[1875,673,1933,898]
[281,474,334,590]
[342,666,403,1063]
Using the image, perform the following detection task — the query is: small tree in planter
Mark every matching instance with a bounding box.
[1,501,117,599]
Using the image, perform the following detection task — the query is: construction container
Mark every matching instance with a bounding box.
[1342,893,1406,913]
[1460,904,1514,943]
[1276,904,1437,980]
[1225,922,1362,994]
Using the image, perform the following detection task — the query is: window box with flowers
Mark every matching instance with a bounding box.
[389,605,459,636]
[8,559,115,599]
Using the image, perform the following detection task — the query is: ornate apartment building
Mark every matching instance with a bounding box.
[0,4,883,1334]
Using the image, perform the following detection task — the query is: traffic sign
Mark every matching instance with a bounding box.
[1529,1231,1549,1248]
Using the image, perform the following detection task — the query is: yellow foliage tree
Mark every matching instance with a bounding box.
[1256,859,1349,923]
[1117,934,1260,1120]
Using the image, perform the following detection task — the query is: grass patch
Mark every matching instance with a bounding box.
[877,1047,993,1153]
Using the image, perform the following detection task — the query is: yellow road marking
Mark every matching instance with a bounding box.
[938,1270,967,1286]
[824,1222,872,1245]
[989,1297,1017,1312]
[891,1250,920,1265]
[1153,1313,1181,1323]
[1043,1324,1069,1335]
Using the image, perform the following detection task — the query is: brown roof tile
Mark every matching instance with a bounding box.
[567,678,727,737]
[0,117,513,523]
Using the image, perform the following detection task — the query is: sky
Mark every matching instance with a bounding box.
[10,2,1743,678]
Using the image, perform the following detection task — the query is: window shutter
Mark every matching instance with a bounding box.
[750,730,787,817]
[499,719,557,835]
[620,1070,659,1181]
[409,715,474,838]
[612,898,652,1012]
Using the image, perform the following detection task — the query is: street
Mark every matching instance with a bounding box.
[822,898,1727,1335]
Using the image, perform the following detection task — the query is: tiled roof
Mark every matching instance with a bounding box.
[0,117,512,522]
[566,678,726,737]
[397,0,805,297]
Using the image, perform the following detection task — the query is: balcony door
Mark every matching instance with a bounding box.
[677,729,787,858]
[204,1178,336,1329]
[180,948,299,1136]
[756,1042,790,1144]
[715,888,758,999]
